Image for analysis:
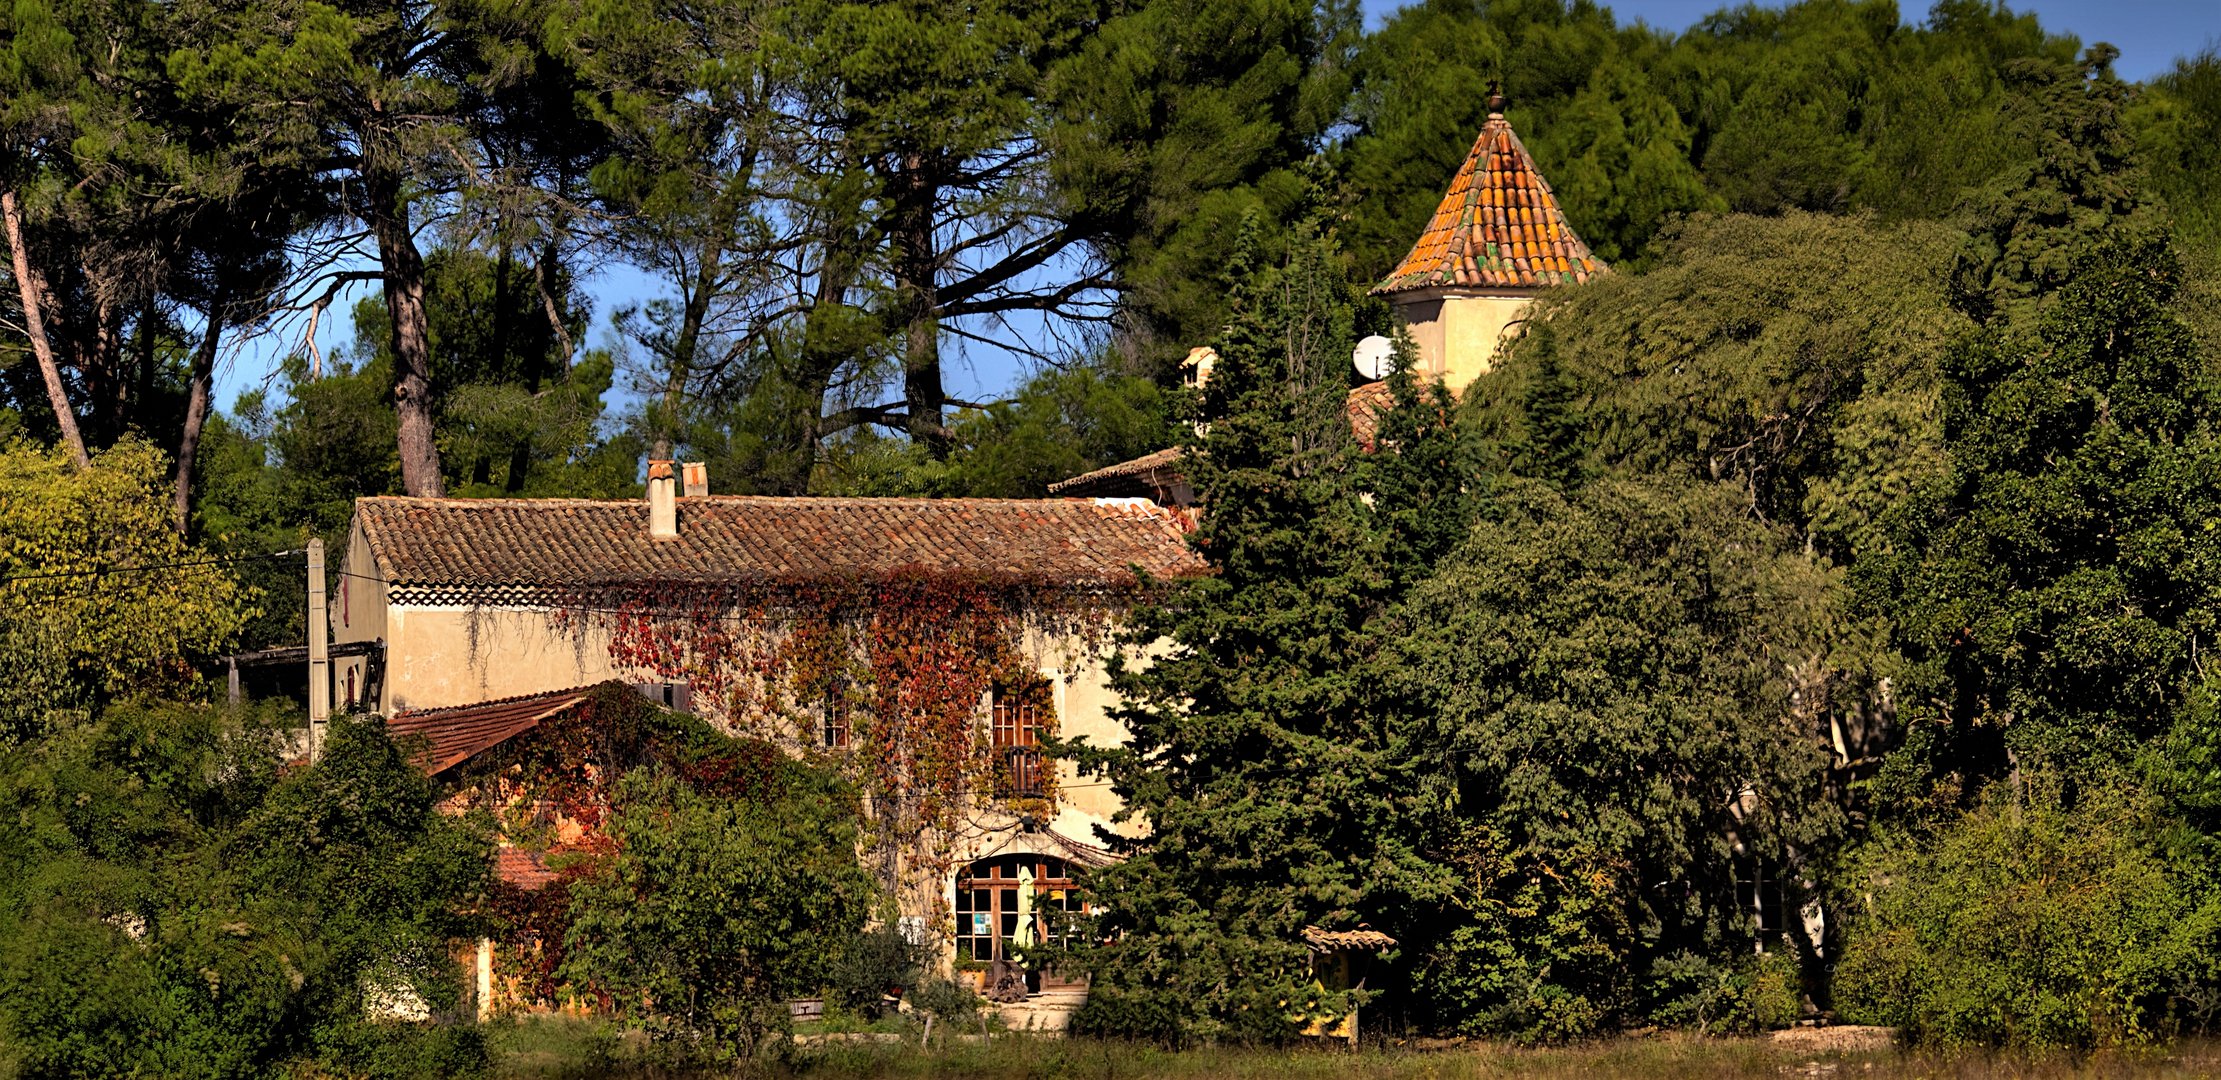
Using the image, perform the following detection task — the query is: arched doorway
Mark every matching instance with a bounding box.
[954,853,1087,991]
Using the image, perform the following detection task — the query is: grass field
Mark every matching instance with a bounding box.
[485,1018,2221,1079]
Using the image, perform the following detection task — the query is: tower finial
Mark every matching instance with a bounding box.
[1486,80,1507,117]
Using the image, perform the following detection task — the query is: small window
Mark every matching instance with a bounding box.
[991,687,1042,749]
[821,687,851,749]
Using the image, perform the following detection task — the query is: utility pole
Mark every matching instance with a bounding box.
[307,538,330,761]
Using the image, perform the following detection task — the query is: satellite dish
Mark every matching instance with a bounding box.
[1352,335,1395,381]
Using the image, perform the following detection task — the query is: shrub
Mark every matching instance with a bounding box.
[1405,830,1632,1042]
[1641,950,1803,1035]
[827,923,924,1018]
[1835,782,2221,1048]
[0,705,491,1078]
[559,761,877,1064]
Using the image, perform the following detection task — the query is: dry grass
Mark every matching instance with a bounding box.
[486,1017,2221,1080]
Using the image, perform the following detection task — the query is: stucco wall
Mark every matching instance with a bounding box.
[377,606,630,711]
[1391,290,1535,392]
[334,522,389,712]
[353,586,1137,838]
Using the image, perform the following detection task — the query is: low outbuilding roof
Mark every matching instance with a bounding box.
[1301,926,1399,952]
[386,686,595,776]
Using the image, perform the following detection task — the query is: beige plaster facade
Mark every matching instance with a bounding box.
[1389,288,1537,392]
[336,514,1142,1005]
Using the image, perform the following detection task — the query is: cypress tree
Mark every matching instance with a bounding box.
[1071,179,1464,1042]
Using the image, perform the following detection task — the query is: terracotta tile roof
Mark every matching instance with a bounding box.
[1302,925,1399,952]
[1346,381,1396,449]
[355,495,1206,591]
[1047,381,1419,492]
[1374,110,1605,295]
[494,847,561,891]
[386,687,595,775]
[1045,447,1188,496]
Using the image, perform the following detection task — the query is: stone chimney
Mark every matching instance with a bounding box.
[647,459,678,540]
[681,461,708,497]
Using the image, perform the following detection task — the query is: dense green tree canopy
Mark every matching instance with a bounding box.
[0,707,492,1077]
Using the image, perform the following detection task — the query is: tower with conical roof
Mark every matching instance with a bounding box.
[1372,88,1605,392]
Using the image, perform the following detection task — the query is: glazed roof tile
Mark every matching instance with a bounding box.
[1375,110,1605,295]
[355,495,1207,591]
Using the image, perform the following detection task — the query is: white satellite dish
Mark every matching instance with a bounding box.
[1352,335,1395,381]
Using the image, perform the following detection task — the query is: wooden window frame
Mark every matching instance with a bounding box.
[953,854,1086,968]
[821,683,851,749]
[991,683,1047,797]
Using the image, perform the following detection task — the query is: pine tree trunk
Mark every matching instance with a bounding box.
[1,190,90,469]
[364,164,446,497]
[891,152,949,457]
[171,293,226,534]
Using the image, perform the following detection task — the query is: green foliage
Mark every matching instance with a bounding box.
[560,760,877,1064]
[1391,476,1839,1038]
[1862,234,2221,796]
[0,438,253,732]
[1406,825,1629,1042]
[1044,0,1355,352]
[807,359,1177,497]
[1641,950,1801,1036]
[907,977,982,1032]
[334,249,638,500]
[2133,48,2221,254]
[1468,211,1970,560]
[1836,783,2221,1048]
[1073,183,1466,1042]
[1950,46,2154,324]
[938,363,1178,498]
[1338,0,2081,278]
[826,924,923,1017]
[0,705,492,1078]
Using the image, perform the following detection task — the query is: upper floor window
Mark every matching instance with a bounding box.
[992,680,1050,797]
[821,684,852,749]
[991,686,1042,750]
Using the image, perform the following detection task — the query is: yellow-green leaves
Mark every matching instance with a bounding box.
[0,437,256,701]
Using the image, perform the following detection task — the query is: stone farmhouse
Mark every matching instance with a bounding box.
[330,100,1603,1025]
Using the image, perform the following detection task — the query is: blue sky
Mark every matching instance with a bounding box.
[214,0,2221,420]
[1571,0,2219,82]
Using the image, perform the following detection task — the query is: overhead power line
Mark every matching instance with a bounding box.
[0,549,304,586]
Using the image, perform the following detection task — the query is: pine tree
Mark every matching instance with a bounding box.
[1949,45,2152,325]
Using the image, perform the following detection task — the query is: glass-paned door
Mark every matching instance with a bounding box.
[953,855,1087,989]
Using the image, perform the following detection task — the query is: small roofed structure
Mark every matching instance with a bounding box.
[1296,925,1398,1047]
[1045,446,1192,504]
[1373,85,1605,392]
[1300,926,1399,953]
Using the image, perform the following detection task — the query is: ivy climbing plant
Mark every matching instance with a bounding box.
[546,569,1140,902]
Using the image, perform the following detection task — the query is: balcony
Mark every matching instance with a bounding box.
[996,746,1047,799]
